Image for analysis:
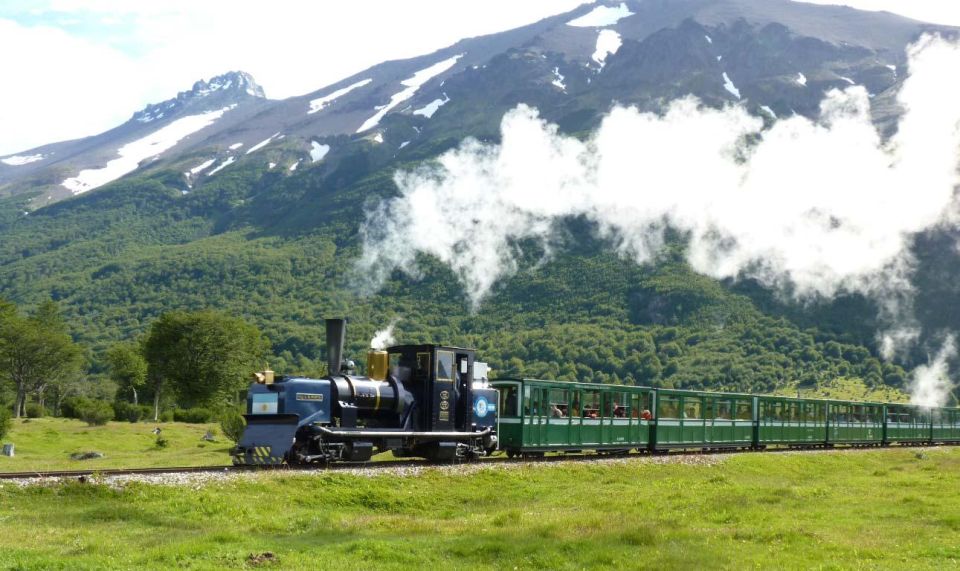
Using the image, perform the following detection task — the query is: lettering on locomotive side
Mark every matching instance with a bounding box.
[296,393,325,402]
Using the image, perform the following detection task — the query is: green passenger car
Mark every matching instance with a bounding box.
[932,408,960,442]
[491,378,654,455]
[884,404,932,443]
[828,401,883,444]
[491,378,958,456]
[756,396,828,446]
[652,389,754,450]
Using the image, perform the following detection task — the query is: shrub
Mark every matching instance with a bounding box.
[61,396,95,419]
[112,401,144,423]
[173,407,214,424]
[0,408,11,441]
[154,435,169,449]
[158,409,175,423]
[76,400,114,426]
[25,404,48,418]
[219,410,246,444]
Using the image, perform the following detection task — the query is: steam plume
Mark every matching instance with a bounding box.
[358,35,960,403]
[909,335,957,408]
[371,318,400,350]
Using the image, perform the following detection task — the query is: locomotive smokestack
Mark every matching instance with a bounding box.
[325,318,347,376]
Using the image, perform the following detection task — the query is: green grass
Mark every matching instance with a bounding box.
[1,447,959,569]
[0,418,231,472]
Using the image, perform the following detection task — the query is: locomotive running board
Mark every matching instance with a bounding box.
[315,426,491,441]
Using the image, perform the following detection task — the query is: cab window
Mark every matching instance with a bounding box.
[436,350,454,381]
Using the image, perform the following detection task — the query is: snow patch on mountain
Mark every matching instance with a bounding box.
[722,72,741,99]
[61,106,235,194]
[357,54,464,133]
[207,156,235,176]
[399,141,410,149]
[705,35,713,44]
[840,76,856,85]
[567,2,634,27]
[1,154,44,166]
[414,94,450,118]
[551,67,567,92]
[289,160,300,171]
[188,158,216,175]
[797,72,808,86]
[229,142,244,150]
[310,141,330,162]
[308,78,372,114]
[760,105,777,119]
[592,30,622,67]
[137,112,164,123]
[246,132,280,154]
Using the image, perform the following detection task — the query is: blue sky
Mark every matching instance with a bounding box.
[2,0,959,156]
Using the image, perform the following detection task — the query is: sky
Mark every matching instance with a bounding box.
[2,0,960,156]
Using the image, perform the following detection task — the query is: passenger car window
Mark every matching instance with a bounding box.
[499,386,519,417]
[582,390,600,418]
[659,396,680,419]
[717,400,731,420]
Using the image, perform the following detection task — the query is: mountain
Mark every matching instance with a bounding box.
[3,0,950,211]
[0,0,956,396]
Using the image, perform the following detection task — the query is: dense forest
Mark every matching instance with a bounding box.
[0,134,933,419]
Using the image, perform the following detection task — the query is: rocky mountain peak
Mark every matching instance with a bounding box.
[131,71,265,124]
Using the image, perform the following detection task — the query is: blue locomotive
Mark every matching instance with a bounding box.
[233,319,499,465]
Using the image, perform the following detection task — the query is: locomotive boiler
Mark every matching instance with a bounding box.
[233,319,498,465]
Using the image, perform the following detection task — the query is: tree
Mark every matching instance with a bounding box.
[0,299,83,417]
[144,310,270,418]
[107,341,147,405]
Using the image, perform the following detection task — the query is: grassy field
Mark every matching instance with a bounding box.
[0,446,958,569]
[0,417,231,471]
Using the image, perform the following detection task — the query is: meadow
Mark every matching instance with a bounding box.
[0,443,958,570]
[0,417,229,472]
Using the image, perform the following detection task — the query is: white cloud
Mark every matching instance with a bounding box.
[0,0,592,155]
[0,18,148,155]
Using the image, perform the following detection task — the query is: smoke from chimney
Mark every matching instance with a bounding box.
[357,34,960,405]
[371,318,400,350]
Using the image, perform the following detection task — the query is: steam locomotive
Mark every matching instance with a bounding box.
[232,319,499,465]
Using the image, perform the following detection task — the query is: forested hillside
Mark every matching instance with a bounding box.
[0,141,912,403]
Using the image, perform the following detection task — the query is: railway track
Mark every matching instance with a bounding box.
[1,442,953,481]
[0,465,241,480]
[0,459,440,481]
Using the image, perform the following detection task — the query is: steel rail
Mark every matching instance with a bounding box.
[0,442,955,481]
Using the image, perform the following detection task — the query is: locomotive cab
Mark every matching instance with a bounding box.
[386,344,498,460]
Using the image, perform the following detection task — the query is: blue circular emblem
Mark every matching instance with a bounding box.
[475,396,489,418]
